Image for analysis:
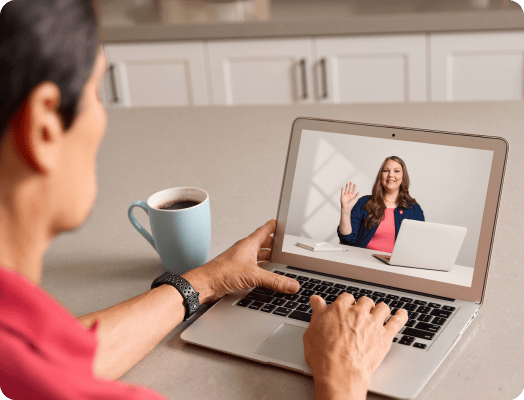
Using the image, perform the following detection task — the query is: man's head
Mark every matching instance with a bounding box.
[0,0,107,235]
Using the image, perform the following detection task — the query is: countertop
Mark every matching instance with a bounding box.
[42,101,524,399]
[99,0,524,42]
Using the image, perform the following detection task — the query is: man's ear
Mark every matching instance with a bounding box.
[11,82,64,173]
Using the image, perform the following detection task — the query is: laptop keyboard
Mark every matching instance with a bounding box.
[235,270,458,350]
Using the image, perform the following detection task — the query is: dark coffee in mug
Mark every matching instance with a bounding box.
[157,199,201,211]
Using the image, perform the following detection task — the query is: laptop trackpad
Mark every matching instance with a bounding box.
[254,323,308,368]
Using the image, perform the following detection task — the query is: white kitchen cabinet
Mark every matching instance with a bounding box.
[315,34,427,104]
[103,42,210,107]
[207,38,315,105]
[430,31,524,102]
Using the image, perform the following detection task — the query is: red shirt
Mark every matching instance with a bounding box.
[0,265,167,400]
[366,208,396,253]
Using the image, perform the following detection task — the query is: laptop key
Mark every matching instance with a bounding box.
[407,312,419,319]
[399,335,415,346]
[297,296,310,304]
[271,298,287,306]
[428,303,442,309]
[316,292,329,299]
[301,289,315,297]
[248,301,264,310]
[309,278,321,284]
[359,289,373,294]
[390,301,404,308]
[415,322,441,333]
[326,295,338,302]
[284,294,300,301]
[416,306,431,314]
[377,298,391,305]
[272,292,286,299]
[321,281,334,286]
[284,301,299,309]
[373,291,386,297]
[236,299,252,307]
[413,343,427,349]
[386,294,400,300]
[405,319,417,327]
[403,303,418,311]
[246,292,273,303]
[260,304,277,313]
[334,283,347,289]
[402,327,435,340]
[430,309,452,318]
[313,285,328,292]
[301,282,316,289]
[417,314,433,322]
[432,317,447,325]
[272,307,293,317]
[296,304,310,312]
[442,306,456,312]
[274,271,286,275]
[414,300,428,306]
[326,287,340,295]
[288,310,312,323]
[399,297,413,303]
[285,273,297,278]
[296,276,309,281]
[346,286,360,291]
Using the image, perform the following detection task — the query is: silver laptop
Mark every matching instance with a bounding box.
[373,220,467,272]
[181,118,508,399]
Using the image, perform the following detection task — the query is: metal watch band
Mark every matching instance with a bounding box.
[151,272,200,321]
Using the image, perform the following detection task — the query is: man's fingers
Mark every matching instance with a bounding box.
[384,309,409,338]
[249,219,277,247]
[258,270,299,294]
[257,249,271,261]
[333,292,355,308]
[371,301,390,322]
[309,294,327,314]
[356,296,375,312]
[260,234,274,249]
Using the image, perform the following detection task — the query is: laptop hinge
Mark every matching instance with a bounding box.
[285,266,456,302]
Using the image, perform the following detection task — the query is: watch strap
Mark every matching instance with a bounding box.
[151,272,200,321]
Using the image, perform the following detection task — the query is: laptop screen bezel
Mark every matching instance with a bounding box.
[271,117,508,304]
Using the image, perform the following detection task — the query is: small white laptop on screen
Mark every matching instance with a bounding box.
[181,118,508,400]
[373,220,467,272]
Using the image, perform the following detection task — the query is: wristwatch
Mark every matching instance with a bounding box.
[151,272,200,321]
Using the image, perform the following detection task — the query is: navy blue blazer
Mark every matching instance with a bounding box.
[337,195,425,249]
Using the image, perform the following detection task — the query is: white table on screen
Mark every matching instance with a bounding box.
[282,234,474,287]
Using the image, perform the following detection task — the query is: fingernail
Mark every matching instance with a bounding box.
[287,280,298,292]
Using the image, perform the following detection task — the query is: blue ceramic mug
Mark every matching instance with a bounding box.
[128,187,211,275]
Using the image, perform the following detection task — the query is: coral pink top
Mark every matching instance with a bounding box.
[366,208,396,253]
[0,264,167,400]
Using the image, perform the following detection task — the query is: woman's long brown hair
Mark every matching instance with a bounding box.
[363,156,418,230]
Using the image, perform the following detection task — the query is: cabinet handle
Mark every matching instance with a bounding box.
[320,58,328,99]
[299,59,308,99]
[109,64,119,104]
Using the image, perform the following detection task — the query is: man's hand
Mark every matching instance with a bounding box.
[182,219,300,303]
[303,293,408,400]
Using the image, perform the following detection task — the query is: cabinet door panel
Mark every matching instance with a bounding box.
[316,35,427,104]
[103,42,209,107]
[430,31,524,102]
[208,39,314,105]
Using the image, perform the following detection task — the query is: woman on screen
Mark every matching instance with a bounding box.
[337,156,424,253]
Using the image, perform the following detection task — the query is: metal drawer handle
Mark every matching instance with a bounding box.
[320,58,328,99]
[109,64,119,104]
[299,59,308,99]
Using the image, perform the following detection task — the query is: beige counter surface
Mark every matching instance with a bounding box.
[42,101,523,399]
[100,0,524,42]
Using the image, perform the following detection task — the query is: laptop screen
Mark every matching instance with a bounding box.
[281,128,494,289]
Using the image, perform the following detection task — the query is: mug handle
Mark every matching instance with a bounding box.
[128,201,156,250]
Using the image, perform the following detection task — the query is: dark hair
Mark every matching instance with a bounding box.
[0,0,99,143]
[363,156,418,230]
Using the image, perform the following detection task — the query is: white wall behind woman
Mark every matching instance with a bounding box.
[286,129,493,268]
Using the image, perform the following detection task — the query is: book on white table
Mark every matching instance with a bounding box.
[296,241,348,252]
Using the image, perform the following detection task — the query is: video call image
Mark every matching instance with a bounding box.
[283,129,494,287]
